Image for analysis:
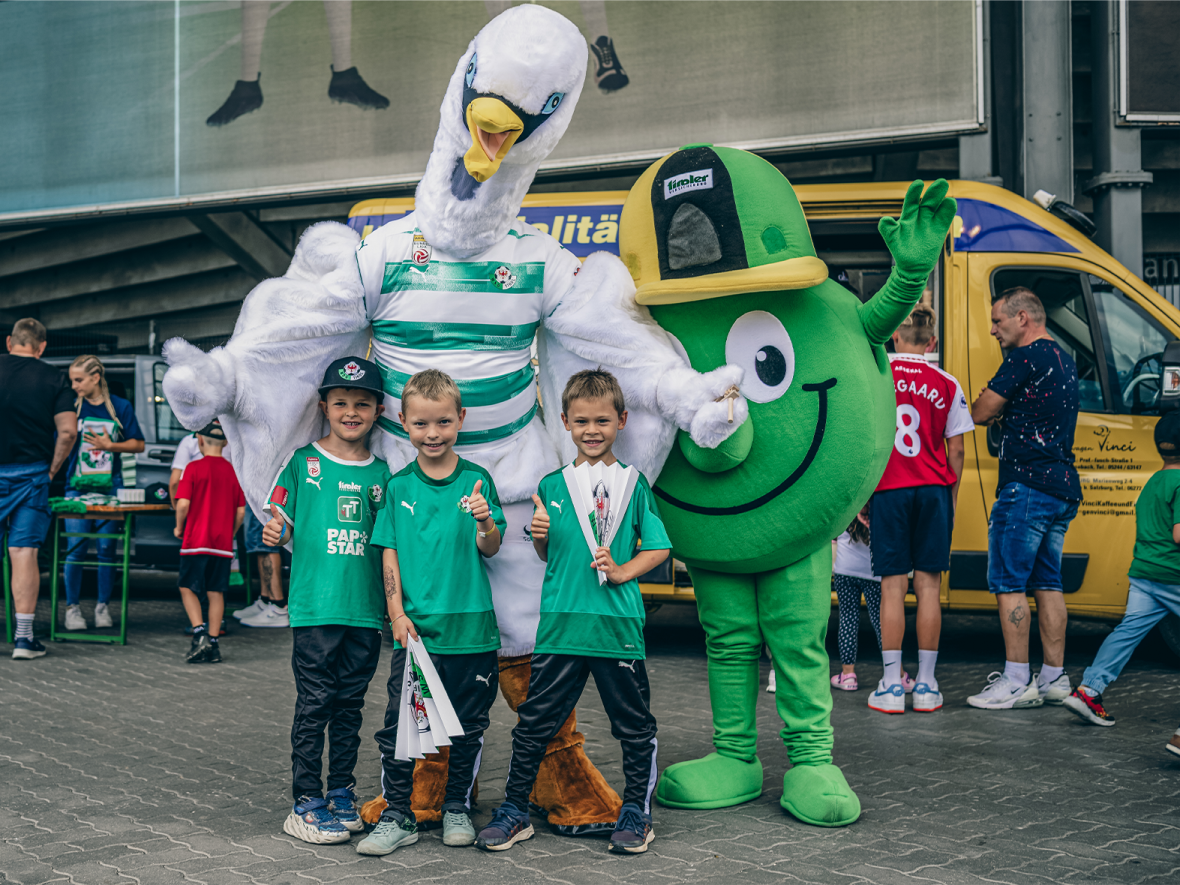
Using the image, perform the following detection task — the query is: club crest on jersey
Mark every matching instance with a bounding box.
[492,266,517,290]
[411,233,431,266]
[338,361,365,382]
[368,484,383,504]
[306,456,321,478]
[457,495,473,514]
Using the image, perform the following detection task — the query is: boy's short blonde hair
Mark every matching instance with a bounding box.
[401,369,463,412]
[561,369,625,416]
[896,304,936,347]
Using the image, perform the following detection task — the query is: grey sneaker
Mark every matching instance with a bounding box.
[65,605,87,631]
[442,809,476,846]
[356,810,418,856]
[1037,671,1071,705]
[967,671,1043,710]
[94,603,113,629]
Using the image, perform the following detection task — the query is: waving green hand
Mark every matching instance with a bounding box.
[879,178,957,279]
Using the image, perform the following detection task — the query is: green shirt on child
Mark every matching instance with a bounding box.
[1128,469,1180,585]
[370,458,504,655]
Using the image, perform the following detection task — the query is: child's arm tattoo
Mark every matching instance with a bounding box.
[383,563,398,601]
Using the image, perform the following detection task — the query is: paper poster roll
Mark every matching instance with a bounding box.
[562,461,638,584]
[394,636,466,760]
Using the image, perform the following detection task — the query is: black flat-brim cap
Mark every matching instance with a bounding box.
[319,356,384,398]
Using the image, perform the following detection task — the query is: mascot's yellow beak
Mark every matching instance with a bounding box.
[464,97,523,183]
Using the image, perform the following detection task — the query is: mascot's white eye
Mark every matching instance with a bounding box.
[724,310,795,403]
[541,92,564,115]
[465,54,477,88]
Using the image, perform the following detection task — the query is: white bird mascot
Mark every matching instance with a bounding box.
[163,4,745,834]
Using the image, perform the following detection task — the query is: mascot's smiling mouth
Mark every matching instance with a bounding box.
[654,377,837,516]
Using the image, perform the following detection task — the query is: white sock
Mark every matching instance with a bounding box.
[882,650,902,686]
[15,613,34,641]
[1038,665,1064,686]
[1004,660,1031,685]
[1080,685,1098,697]
[323,0,352,71]
[240,0,269,81]
[579,0,611,43]
[917,649,939,690]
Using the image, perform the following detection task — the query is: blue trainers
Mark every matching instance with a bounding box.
[283,796,351,844]
[326,786,364,833]
[608,803,654,854]
[475,802,533,852]
[867,680,906,714]
[12,638,47,660]
[912,682,944,712]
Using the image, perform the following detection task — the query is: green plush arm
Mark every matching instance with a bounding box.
[859,179,957,346]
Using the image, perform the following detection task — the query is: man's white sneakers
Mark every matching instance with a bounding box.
[967,672,1043,710]
[240,603,289,628]
[1037,672,1071,705]
[233,598,269,620]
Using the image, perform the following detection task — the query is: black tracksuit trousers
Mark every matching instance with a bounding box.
[504,653,659,813]
[290,625,383,801]
[374,647,499,817]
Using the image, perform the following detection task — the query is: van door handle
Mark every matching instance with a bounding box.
[147,449,173,462]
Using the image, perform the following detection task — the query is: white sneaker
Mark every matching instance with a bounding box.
[911,683,943,712]
[867,680,906,714]
[967,671,1043,710]
[94,603,113,629]
[766,669,776,693]
[240,604,289,628]
[232,598,268,620]
[1037,672,1071,705]
[64,605,87,631]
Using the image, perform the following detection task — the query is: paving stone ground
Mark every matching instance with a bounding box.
[3,579,1179,885]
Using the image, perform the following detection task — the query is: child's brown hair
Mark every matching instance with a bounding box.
[401,369,462,412]
[896,304,937,347]
[561,368,625,416]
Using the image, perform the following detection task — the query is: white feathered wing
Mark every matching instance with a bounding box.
[162,221,380,520]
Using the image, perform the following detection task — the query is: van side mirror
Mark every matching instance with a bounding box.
[1159,341,1180,412]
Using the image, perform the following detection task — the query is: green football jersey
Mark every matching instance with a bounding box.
[268,442,392,629]
[370,457,505,655]
[533,464,671,659]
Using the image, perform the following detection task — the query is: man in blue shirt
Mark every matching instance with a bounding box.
[968,287,1081,710]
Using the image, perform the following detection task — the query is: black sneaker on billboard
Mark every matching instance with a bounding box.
[328,66,389,109]
[206,79,263,127]
[590,36,629,93]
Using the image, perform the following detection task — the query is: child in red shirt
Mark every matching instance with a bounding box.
[174,420,245,663]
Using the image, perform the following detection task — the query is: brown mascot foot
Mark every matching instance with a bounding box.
[362,655,621,835]
[499,655,621,836]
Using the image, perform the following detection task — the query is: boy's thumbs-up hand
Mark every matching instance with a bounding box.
[530,494,550,541]
[468,478,491,523]
[262,514,286,546]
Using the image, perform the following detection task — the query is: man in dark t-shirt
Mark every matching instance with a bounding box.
[968,288,1081,711]
[1,319,77,660]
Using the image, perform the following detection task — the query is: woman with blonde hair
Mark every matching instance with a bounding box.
[62,355,145,631]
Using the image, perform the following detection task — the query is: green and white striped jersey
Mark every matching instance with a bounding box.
[356,212,580,453]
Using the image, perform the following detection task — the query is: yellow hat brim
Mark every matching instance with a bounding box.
[634,255,829,305]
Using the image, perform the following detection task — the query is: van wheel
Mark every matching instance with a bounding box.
[1160,614,1180,663]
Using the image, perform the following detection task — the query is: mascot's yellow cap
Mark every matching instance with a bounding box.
[620,145,828,305]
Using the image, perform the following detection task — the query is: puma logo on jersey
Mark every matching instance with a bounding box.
[550,500,563,513]
[618,660,636,673]
[401,501,416,516]
[475,672,492,686]
[305,477,322,490]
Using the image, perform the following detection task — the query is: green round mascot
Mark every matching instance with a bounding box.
[618,145,955,827]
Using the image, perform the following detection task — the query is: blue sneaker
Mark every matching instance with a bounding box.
[912,683,943,712]
[608,803,654,854]
[326,786,364,833]
[12,638,47,660]
[867,680,905,714]
[475,802,533,852]
[283,796,351,844]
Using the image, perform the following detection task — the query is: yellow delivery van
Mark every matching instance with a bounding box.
[348,181,1180,653]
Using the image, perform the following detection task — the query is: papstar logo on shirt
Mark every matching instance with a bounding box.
[664,168,713,199]
[327,528,369,556]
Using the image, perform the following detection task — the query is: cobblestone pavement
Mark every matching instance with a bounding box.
[3,589,1179,885]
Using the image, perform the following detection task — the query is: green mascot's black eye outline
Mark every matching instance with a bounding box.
[724,310,795,403]
[465,54,477,88]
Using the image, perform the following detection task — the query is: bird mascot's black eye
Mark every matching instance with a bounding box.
[465,54,477,88]
[541,92,564,115]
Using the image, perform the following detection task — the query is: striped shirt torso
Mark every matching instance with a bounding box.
[356,213,580,450]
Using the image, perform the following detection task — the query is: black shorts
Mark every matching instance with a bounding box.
[869,485,954,576]
[178,554,230,596]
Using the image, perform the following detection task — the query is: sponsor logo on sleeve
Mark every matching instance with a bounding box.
[269,486,289,507]
[663,168,713,199]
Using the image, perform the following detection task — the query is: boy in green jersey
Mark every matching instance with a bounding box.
[476,370,670,856]
[1065,409,1180,758]
[356,370,505,856]
[263,356,392,846]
